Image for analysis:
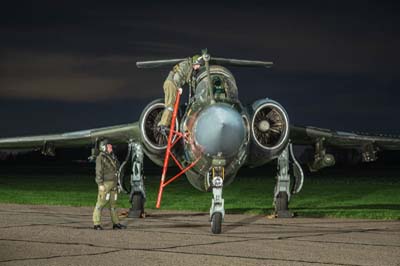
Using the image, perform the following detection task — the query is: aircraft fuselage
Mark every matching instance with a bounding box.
[178,65,250,191]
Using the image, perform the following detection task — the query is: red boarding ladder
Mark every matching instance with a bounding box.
[156,88,200,208]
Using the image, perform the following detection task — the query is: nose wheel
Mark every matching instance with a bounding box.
[211,212,222,234]
[209,164,225,234]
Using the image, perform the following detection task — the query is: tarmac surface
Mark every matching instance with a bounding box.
[0,204,399,266]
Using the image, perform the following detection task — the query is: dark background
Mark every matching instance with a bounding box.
[1,1,399,138]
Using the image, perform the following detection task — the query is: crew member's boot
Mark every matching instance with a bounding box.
[113,223,127,229]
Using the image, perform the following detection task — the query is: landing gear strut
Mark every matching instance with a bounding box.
[128,142,146,218]
[209,159,225,234]
[273,143,304,218]
[118,141,146,218]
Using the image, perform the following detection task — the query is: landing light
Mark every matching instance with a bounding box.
[213,177,224,187]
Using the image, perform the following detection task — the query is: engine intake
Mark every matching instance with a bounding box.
[138,99,180,166]
[139,99,168,153]
[248,99,290,166]
[251,100,289,150]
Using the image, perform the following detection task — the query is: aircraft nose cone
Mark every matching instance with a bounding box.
[193,104,245,157]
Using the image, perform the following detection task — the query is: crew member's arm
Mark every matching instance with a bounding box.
[95,155,105,191]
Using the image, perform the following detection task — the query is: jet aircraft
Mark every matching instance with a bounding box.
[1,50,400,234]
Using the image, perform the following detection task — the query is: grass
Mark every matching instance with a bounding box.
[0,163,399,220]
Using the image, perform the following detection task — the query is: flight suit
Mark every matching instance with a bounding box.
[92,151,121,226]
[159,58,194,127]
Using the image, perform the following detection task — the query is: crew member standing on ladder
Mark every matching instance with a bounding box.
[158,55,204,135]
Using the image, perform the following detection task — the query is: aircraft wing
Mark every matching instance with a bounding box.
[290,125,400,150]
[0,123,140,150]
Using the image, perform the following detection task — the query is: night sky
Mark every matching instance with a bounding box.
[1,1,399,138]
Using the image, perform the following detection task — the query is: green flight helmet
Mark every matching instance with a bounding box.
[192,54,204,65]
[99,139,109,152]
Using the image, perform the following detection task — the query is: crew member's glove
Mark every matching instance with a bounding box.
[98,185,105,192]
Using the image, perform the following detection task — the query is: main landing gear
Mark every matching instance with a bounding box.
[273,143,304,218]
[119,141,146,218]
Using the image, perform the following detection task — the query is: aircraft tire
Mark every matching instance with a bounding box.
[275,192,288,212]
[129,193,144,218]
[211,212,222,234]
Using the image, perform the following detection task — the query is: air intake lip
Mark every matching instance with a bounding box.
[251,102,289,150]
[140,100,179,151]
[141,102,167,150]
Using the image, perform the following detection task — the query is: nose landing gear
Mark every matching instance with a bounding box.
[209,163,225,234]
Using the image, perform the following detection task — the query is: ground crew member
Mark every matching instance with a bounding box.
[158,54,204,134]
[92,139,126,230]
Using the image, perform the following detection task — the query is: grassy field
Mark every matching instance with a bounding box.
[0,163,399,219]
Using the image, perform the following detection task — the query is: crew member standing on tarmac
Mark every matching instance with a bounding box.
[157,54,204,135]
[93,139,126,230]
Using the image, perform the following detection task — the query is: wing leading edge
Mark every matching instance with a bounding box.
[290,125,400,150]
[0,122,140,150]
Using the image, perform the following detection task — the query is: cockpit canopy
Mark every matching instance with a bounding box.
[194,65,239,103]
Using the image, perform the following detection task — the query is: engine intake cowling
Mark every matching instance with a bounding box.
[139,99,179,166]
[248,99,290,166]
[139,99,167,152]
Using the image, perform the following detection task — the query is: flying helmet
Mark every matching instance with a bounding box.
[192,54,204,66]
[99,139,109,152]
